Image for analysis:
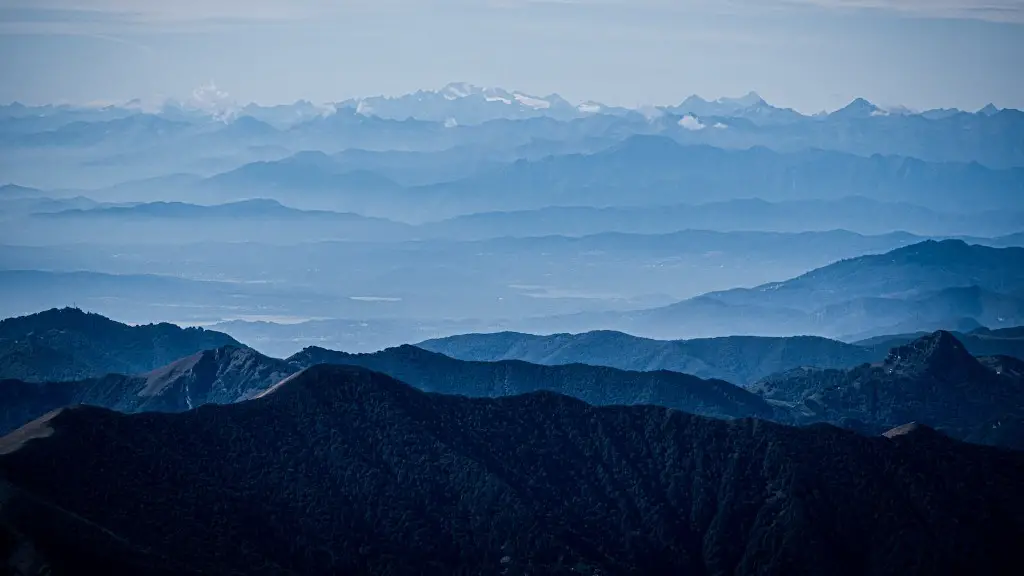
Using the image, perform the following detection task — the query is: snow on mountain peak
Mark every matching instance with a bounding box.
[513,93,551,109]
[441,82,482,100]
[436,82,557,109]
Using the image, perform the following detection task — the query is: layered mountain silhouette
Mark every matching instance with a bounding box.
[2,306,1021,450]
[694,240,1024,312]
[404,137,1023,217]
[286,344,779,421]
[419,330,875,385]
[0,308,240,382]
[0,345,291,435]
[752,331,1024,449]
[588,240,1024,340]
[2,364,1023,575]
[423,197,1024,239]
[29,198,415,243]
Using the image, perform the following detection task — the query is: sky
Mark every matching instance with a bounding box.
[1,0,1022,113]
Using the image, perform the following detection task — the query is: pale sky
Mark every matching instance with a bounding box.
[1,0,1022,113]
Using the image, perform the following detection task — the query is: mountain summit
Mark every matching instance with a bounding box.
[831,97,886,118]
[883,329,978,376]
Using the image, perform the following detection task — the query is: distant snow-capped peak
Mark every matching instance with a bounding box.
[436,82,561,109]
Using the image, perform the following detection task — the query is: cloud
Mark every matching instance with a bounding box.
[187,82,239,122]
[678,115,706,130]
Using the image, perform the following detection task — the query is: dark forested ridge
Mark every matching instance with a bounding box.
[752,331,1024,449]
[419,330,877,385]
[287,344,780,421]
[2,314,1021,449]
[0,345,291,435]
[855,324,1024,361]
[2,364,1023,576]
[0,307,241,381]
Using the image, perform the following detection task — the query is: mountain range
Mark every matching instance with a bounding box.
[421,325,1024,386]
[2,306,1022,451]
[419,331,876,386]
[4,89,1023,192]
[286,344,779,422]
[422,197,1024,239]
[141,135,1024,219]
[2,363,1023,575]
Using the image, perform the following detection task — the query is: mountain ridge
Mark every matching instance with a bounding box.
[0,307,240,382]
[2,363,1024,574]
[0,344,292,434]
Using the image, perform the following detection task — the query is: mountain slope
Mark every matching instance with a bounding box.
[0,308,240,381]
[0,345,291,434]
[752,331,1024,448]
[706,240,1024,311]
[287,344,778,421]
[418,330,875,385]
[601,240,1024,340]
[2,365,1023,575]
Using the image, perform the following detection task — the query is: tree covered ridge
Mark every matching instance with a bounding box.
[2,363,1023,575]
[0,307,241,381]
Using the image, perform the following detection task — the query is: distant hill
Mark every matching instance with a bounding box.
[37,198,339,219]
[22,198,415,244]
[423,197,1024,239]
[705,240,1024,311]
[418,330,875,386]
[0,184,41,198]
[287,344,778,421]
[751,331,1024,449]
[16,114,191,148]
[0,308,241,381]
[0,345,291,435]
[409,136,1024,218]
[595,240,1024,340]
[3,364,1023,574]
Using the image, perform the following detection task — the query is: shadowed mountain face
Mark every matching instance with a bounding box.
[418,330,876,385]
[0,307,241,382]
[2,365,1024,575]
[752,331,1024,449]
[287,344,778,421]
[0,346,291,435]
